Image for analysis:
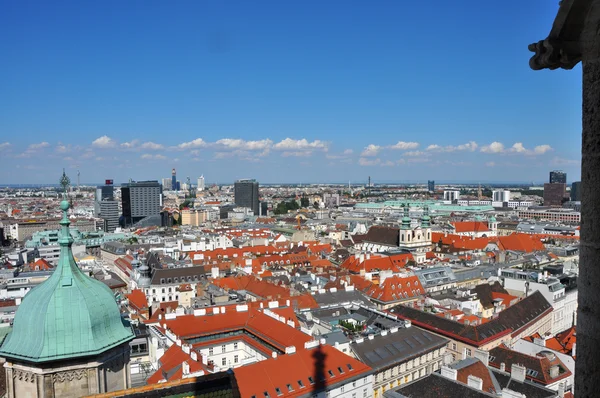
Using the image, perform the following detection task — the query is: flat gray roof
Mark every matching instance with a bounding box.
[351,326,447,371]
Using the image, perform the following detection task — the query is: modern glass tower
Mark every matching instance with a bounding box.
[234,179,259,215]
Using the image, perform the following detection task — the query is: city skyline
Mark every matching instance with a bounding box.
[1,1,581,184]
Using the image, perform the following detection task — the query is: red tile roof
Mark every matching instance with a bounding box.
[234,344,372,398]
[456,359,498,394]
[497,233,545,253]
[340,253,414,273]
[365,275,425,303]
[211,275,290,299]
[489,345,572,386]
[161,307,312,351]
[452,221,490,233]
[127,289,149,312]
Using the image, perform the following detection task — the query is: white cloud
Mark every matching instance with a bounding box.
[141,141,164,150]
[141,154,167,160]
[92,135,116,148]
[533,144,553,155]
[506,142,553,155]
[0,142,10,151]
[343,149,353,155]
[361,144,381,157]
[359,157,381,166]
[389,141,419,150]
[273,138,328,151]
[55,143,71,153]
[551,157,580,166]
[282,151,312,157]
[485,161,496,167]
[177,138,207,149]
[216,138,273,151]
[16,141,51,158]
[29,142,50,150]
[510,142,527,153]
[426,141,478,152]
[120,140,140,149]
[480,142,505,153]
[80,151,95,159]
[403,151,428,157]
[381,160,395,167]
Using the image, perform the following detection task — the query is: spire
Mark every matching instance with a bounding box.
[421,205,431,228]
[401,206,411,230]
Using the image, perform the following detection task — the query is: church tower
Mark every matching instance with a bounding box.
[0,172,134,397]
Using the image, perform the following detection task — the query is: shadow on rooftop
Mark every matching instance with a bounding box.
[312,344,327,394]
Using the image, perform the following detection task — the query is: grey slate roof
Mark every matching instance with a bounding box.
[385,372,495,398]
[351,326,448,371]
[389,290,552,345]
[313,289,375,308]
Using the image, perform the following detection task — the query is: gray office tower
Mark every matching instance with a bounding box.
[571,181,581,201]
[121,180,163,227]
[550,170,567,184]
[234,179,260,215]
[427,180,435,192]
[94,181,119,233]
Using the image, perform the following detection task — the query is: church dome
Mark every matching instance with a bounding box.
[0,200,133,363]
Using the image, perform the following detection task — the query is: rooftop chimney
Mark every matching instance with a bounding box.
[474,349,490,366]
[557,382,565,398]
[467,375,483,391]
[511,364,526,383]
[440,366,458,381]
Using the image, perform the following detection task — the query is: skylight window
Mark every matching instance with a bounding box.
[308,376,315,385]
[526,369,539,378]
[287,384,294,392]
[298,380,305,388]
[338,366,344,374]
[264,392,270,398]
[347,364,353,371]
[275,388,282,396]
[328,370,335,378]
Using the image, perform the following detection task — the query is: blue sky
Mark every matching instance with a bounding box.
[0,1,582,185]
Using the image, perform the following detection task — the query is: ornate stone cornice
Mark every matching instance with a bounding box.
[529,0,592,70]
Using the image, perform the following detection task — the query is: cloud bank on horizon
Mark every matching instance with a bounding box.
[0,136,581,184]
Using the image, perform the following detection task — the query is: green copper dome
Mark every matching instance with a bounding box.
[421,206,431,228]
[401,206,412,230]
[0,199,133,363]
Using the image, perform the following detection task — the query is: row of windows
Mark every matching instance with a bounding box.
[375,349,442,382]
[159,275,200,284]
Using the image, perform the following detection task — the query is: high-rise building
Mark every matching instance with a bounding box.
[550,170,567,184]
[197,175,205,191]
[94,180,119,232]
[172,168,177,191]
[443,190,460,202]
[161,177,172,191]
[571,181,581,201]
[121,180,162,226]
[234,179,259,215]
[544,183,567,207]
[492,190,511,203]
[97,200,119,232]
[427,180,435,192]
[95,180,114,201]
